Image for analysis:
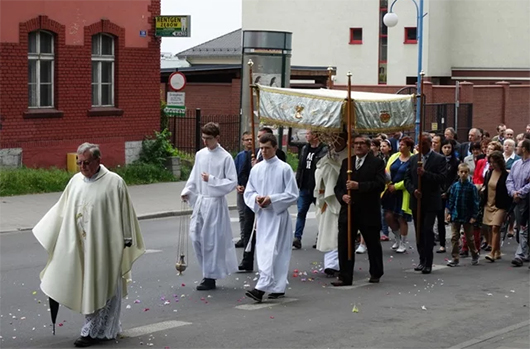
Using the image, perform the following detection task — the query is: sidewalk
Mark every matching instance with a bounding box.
[0,182,238,233]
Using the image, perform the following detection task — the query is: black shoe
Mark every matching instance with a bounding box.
[511,258,524,267]
[245,288,265,303]
[324,268,339,276]
[414,264,425,271]
[196,278,216,291]
[484,245,492,252]
[368,277,380,283]
[235,240,244,248]
[459,250,469,257]
[268,293,285,299]
[293,238,302,249]
[312,244,317,249]
[421,266,432,274]
[238,263,253,272]
[74,336,100,347]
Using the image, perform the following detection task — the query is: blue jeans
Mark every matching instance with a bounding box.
[294,189,316,240]
[381,208,390,237]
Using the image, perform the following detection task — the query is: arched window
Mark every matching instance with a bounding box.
[91,34,114,107]
[28,31,54,108]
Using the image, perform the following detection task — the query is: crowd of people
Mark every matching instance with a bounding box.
[31,121,529,347]
[230,123,530,288]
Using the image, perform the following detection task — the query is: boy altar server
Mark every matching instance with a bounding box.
[181,122,239,290]
[244,133,299,302]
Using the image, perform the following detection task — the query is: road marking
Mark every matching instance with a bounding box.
[121,320,192,337]
[447,319,530,349]
[145,249,163,254]
[236,298,298,310]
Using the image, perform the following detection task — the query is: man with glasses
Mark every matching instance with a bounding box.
[181,122,239,290]
[333,135,386,286]
[33,142,145,347]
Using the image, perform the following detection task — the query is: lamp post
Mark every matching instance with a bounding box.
[383,0,427,143]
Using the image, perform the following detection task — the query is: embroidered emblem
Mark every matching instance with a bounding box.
[380,111,391,123]
[295,104,305,119]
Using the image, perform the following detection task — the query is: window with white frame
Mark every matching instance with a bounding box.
[91,34,115,107]
[28,31,54,108]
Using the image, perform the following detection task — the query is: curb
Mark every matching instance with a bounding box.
[0,205,238,234]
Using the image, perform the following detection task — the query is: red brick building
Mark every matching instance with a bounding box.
[0,0,161,168]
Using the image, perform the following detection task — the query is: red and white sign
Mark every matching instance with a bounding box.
[168,72,187,91]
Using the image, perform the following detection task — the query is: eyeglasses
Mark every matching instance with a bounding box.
[76,159,93,166]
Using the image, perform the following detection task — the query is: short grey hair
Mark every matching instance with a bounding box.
[504,138,515,147]
[77,142,101,159]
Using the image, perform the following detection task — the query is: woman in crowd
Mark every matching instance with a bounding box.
[380,139,392,163]
[436,139,460,253]
[481,151,512,262]
[371,139,385,161]
[473,140,503,251]
[381,137,414,253]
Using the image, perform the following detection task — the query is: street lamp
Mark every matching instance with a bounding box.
[383,0,427,143]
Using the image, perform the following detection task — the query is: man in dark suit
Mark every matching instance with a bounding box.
[405,134,447,274]
[333,135,386,285]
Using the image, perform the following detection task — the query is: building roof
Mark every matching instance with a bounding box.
[161,57,191,69]
[176,29,242,59]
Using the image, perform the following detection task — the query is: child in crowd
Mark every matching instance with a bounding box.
[446,163,480,266]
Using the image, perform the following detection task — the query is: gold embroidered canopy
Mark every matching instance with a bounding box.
[257,85,415,133]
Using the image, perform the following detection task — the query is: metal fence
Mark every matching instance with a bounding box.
[168,109,240,155]
[423,103,473,142]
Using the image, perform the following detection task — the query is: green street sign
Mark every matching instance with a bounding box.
[155,16,190,37]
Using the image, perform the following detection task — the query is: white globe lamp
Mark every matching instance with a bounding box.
[383,12,399,27]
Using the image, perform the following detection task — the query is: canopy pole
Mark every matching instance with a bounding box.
[346,72,353,261]
[248,59,256,159]
[327,66,334,89]
[415,71,426,245]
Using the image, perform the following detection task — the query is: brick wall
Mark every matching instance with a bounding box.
[0,1,161,168]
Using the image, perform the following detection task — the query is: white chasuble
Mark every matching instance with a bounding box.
[33,165,145,315]
[244,156,299,293]
[314,149,347,252]
[181,145,239,279]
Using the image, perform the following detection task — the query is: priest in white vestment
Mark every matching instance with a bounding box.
[33,143,145,348]
[244,133,299,302]
[181,122,239,291]
[314,133,348,276]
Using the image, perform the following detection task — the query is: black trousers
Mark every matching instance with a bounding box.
[240,206,256,267]
[412,210,436,267]
[337,220,384,284]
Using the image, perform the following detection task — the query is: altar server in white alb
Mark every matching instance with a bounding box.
[314,132,348,276]
[33,143,145,348]
[181,122,239,291]
[244,133,299,302]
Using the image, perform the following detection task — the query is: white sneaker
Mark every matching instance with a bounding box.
[355,244,367,254]
[396,241,407,253]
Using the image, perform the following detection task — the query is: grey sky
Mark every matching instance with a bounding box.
[161,0,241,55]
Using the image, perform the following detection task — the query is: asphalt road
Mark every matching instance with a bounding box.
[1,208,529,349]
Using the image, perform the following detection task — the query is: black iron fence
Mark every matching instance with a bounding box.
[423,103,473,142]
[168,109,240,155]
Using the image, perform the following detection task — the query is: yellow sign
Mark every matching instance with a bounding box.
[155,16,190,37]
